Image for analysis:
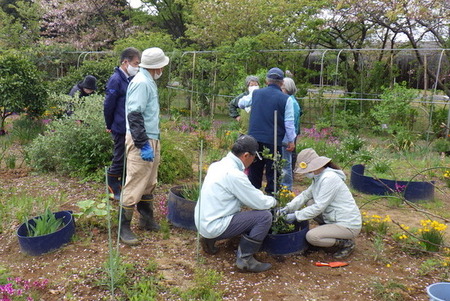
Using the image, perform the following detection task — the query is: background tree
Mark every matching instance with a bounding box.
[139,0,192,43]
[39,0,132,50]
[0,52,48,134]
[334,0,450,97]
[0,0,42,49]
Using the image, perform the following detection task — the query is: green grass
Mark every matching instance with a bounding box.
[0,189,62,233]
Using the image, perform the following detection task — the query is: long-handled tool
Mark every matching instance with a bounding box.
[314,261,349,268]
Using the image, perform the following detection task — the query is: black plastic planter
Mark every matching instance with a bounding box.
[350,164,435,202]
[167,186,197,231]
[17,210,75,256]
[262,220,309,255]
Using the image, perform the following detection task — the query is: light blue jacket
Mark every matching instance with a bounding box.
[125,67,160,140]
[286,168,362,229]
[195,152,277,238]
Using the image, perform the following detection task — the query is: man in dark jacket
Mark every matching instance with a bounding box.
[103,47,141,201]
[240,67,296,195]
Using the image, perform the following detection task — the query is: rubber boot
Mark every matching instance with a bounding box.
[332,239,355,259]
[236,235,271,273]
[200,237,218,254]
[107,173,122,201]
[119,206,139,246]
[137,196,160,231]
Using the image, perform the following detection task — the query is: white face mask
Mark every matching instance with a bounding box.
[305,172,315,179]
[127,64,139,77]
[248,85,259,93]
[153,69,163,80]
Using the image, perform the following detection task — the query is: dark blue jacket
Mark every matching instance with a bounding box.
[104,67,131,134]
[248,84,289,145]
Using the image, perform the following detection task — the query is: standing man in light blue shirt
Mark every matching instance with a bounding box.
[120,47,170,245]
[195,135,277,273]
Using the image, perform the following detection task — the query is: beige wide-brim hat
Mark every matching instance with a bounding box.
[139,47,170,69]
[294,148,331,174]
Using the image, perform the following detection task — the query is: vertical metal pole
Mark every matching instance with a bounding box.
[334,49,344,87]
[319,50,329,88]
[274,110,277,195]
[196,140,203,263]
[190,52,196,121]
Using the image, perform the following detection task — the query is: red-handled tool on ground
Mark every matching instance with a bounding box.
[314,261,348,268]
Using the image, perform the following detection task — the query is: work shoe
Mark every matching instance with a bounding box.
[200,237,218,254]
[236,235,271,273]
[332,239,355,259]
[137,199,160,231]
[119,206,139,246]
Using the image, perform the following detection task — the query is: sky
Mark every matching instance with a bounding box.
[128,0,142,8]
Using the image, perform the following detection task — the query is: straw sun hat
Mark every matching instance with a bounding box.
[294,148,331,174]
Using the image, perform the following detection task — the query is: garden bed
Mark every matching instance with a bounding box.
[0,168,448,300]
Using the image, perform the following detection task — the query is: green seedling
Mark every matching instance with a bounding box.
[25,208,64,237]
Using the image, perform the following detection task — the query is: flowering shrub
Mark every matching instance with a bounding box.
[362,212,391,235]
[0,277,48,301]
[418,220,447,252]
[444,170,450,188]
[301,126,339,142]
[274,186,295,208]
[270,186,296,234]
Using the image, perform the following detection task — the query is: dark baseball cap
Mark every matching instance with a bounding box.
[266,67,284,80]
[232,135,262,159]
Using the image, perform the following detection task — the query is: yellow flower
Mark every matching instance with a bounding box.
[299,162,307,169]
[386,264,391,267]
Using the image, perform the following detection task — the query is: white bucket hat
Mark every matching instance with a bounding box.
[294,148,331,174]
[139,47,170,69]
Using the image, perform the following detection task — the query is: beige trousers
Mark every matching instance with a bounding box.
[306,224,361,247]
[122,134,160,207]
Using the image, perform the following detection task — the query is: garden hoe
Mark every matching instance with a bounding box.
[314,261,349,268]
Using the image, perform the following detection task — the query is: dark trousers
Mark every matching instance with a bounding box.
[248,142,282,195]
[108,132,126,176]
[216,210,272,242]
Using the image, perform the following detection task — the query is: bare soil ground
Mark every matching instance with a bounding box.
[0,168,449,300]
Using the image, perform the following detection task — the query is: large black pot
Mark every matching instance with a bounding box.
[262,220,309,256]
[350,164,434,202]
[17,210,75,256]
[167,186,197,231]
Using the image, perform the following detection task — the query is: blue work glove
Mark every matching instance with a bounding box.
[140,142,154,161]
[285,213,296,223]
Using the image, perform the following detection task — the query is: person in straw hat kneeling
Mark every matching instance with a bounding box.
[278,148,362,258]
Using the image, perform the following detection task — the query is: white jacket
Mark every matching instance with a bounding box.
[286,167,362,229]
[195,152,277,238]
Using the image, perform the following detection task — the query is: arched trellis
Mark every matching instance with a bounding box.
[169,48,450,136]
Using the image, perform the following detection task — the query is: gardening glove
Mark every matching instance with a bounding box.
[277,207,289,216]
[140,142,154,162]
[285,213,296,223]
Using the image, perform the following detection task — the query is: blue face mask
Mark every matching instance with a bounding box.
[305,172,315,179]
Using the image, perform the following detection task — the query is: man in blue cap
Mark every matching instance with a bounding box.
[239,67,296,196]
